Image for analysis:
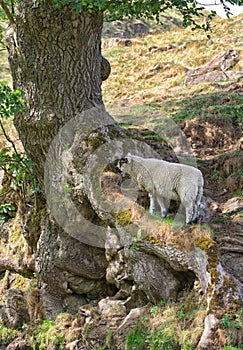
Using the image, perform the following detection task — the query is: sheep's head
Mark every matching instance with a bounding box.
[117,153,132,174]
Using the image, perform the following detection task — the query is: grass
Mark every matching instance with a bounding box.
[104,13,243,133]
[125,294,243,349]
[125,290,207,350]
[103,13,243,114]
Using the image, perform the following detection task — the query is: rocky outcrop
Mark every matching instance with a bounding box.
[102,16,183,41]
[0,110,242,349]
[185,50,242,85]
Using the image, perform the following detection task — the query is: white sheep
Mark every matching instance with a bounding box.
[118,153,204,224]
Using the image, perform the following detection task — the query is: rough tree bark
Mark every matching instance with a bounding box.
[5,0,112,317]
[6,0,104,182]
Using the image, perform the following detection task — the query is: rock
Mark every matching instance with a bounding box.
[65,340,80,350]
[102,38,139,49]
[124,290,149,311]
[0,289,29,328]
[113,307,147,349]
[98,297,126,317]
[63,294,87,314]
[106,242,196,307]
[36,214,109,318]
[197,314,219,349]
[185,50,240,85]
[218,232,243,295]
[221,197,243,214]
[5,337,32,350]
[146,44,176,54]
[63,271,110,297]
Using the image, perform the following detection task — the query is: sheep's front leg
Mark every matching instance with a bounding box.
[157,196,168,219]
[149,194,156,214]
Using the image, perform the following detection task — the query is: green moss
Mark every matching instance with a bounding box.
[8,219,22,243]
[11,274,31,292]
[114,209,133,226]
[195,236,215,251]
[85,131,107,151]
[146,235,164,246]
[84,125,123,152]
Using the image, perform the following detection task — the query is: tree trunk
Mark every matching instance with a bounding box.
[6,0,104,182]
[5,1,111,317]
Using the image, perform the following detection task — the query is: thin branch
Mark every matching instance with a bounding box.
[0,0,15,26]
[0,118,19,155]
[196,1,223,5]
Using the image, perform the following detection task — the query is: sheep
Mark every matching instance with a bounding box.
[118,153,204,224]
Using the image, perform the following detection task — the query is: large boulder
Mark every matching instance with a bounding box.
[185,50,241,85]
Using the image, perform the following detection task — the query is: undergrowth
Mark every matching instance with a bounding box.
[125,289,207,350]
[0,324,20,345]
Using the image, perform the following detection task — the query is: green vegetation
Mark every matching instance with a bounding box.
[0,324,20,344]
[125,301,243,350]
[125,322,147,350]
[0,202,15,222]
[169,93,243,123]
[125,291,207,349]
[220,311,243,330]
[221,314,232,328]
[147,328,180,350]
[0,82,39,209]
[31,319,65,350]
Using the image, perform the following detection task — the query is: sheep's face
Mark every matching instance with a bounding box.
[117,153,133,174]
[117,157,129,173]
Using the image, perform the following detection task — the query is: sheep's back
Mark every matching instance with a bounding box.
[136,158,203,199]
[136,158,181,199]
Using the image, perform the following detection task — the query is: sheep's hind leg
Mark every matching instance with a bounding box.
[192,187,203,223]
[185,203,194,224]
[157,196,168,219]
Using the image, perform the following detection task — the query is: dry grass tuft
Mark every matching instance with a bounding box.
[146,220,212,251]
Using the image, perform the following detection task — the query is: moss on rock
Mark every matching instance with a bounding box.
[114,209,133,226]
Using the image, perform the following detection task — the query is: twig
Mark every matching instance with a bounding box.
[0,0,15,26]
[0,118,19,155]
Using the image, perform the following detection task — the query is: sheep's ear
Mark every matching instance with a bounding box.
[127,153,132,163]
